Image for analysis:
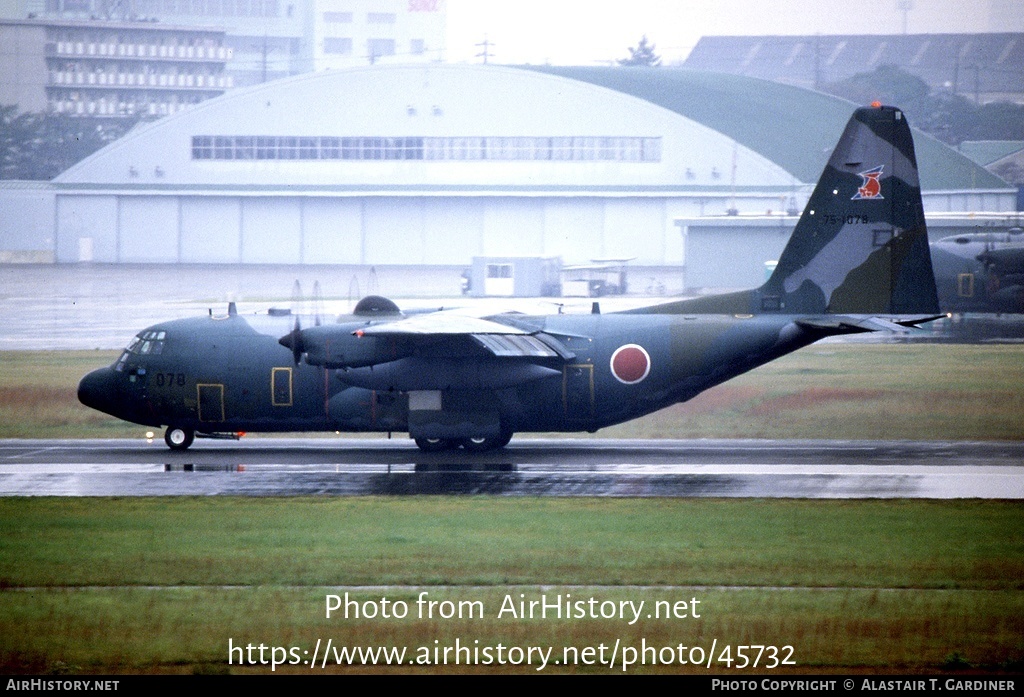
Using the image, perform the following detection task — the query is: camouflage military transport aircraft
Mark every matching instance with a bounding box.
[930,230,1024,314]
[78,105,941,452]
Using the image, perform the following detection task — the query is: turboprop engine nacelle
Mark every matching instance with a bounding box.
[337,357,561,391]
[285,325,410,369]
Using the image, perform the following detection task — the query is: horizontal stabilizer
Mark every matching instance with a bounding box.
[797,314,944,333]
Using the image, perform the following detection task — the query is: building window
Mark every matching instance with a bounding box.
[323,11,352,22]
[256,136,277,159]
[191,135,662,163]
[213,135,233,158]
[277,136,298,160]
[367,12,396,23]
[367,38,395,59]
[234,136,255,159]
[410,39,425,55]
[298,137,318,159]
[321,137,340,158]
[192,135,213,159]
[324,37,353,54]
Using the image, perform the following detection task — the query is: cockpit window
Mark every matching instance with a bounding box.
[116,330,167,370]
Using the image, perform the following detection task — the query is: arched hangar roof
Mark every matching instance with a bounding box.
[526,65,1008,191]
[55,64,794,191]
[54,63,1006,193]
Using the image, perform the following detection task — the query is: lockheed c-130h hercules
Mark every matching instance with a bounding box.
[78,105,941,452]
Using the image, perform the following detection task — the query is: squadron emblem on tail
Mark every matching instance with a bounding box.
[852,165,885,200]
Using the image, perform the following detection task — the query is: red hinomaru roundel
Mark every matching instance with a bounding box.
[610,344,651,384]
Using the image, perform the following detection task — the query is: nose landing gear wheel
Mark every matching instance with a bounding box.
[164,427,195,451]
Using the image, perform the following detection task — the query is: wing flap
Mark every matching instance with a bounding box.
[472,334,556,357]
[353,311,577,361]
[356,313,528,336]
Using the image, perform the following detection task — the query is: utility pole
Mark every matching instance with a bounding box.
[475,36,493,64]
[896,0,914,34]
[261,33,269,83]
[251,34,274,83]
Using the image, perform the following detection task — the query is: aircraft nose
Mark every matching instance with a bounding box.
[78,367,118,415]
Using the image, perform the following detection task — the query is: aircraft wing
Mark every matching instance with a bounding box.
[357,313,575,360]
[356,312,529,336]
[977,246,1024,273]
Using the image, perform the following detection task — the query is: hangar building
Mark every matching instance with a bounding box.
[4,64,1015,291]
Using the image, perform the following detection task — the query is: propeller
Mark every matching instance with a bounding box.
[278,279,327,364]
[282,317,303,365]
[279,280,304,365]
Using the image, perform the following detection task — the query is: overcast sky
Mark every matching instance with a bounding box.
[444,0,1024,65]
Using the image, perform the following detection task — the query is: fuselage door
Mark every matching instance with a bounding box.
[272,367,293,407]
[562,363,594,421]
[197,383,225,422]
[957,273,975,298]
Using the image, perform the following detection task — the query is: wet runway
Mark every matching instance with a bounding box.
[2,438,1022,498]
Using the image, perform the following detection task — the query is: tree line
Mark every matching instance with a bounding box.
[0,105,139,181]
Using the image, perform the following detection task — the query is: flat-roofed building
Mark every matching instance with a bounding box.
[0,17,231,117]
[4,0,446,92]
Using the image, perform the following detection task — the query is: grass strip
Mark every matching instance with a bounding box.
[2,497,1021,674]
[1,497,1021,590]
[2,586,1022,674]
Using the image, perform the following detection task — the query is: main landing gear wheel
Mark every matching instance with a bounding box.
[414,437,460,452]
[460,433,513,452]
[164,427,195,451]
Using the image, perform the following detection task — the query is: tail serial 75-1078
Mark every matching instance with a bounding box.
[79,105,941,452]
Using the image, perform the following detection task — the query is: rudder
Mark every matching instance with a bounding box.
[762,105,939,315]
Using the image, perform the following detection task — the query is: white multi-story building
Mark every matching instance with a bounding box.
[0,17,231,117]
[2,0,446,93]
[312,0,445,70]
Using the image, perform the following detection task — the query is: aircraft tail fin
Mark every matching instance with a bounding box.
[626,105,939,318]
[760,104,939,316]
